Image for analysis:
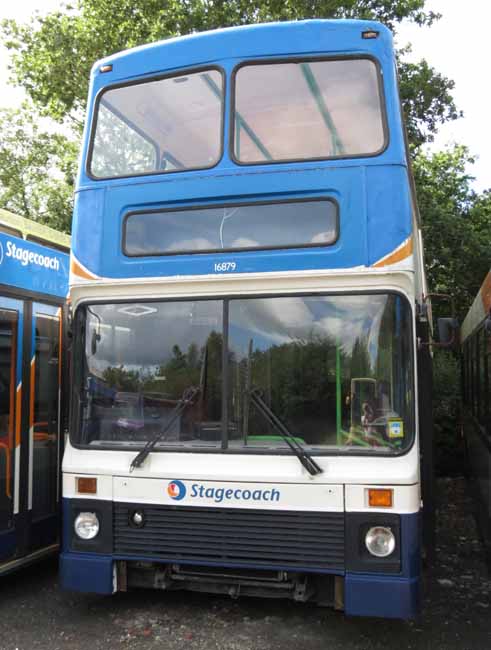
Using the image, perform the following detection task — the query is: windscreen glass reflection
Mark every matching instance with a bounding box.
[77,294,414,453]
[228,294,413,452]
[80,301,223,446]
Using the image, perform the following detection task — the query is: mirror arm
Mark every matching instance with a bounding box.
[418,293,459,349]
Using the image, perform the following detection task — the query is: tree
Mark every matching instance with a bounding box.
[1,0,456,148]
[0,105,77,232]
[398,56,462,147]
[414,145,491,320]
[413,146,491,474]
[102,365,141,391]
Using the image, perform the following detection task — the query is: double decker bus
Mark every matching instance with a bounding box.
[0,209,69,574]
[461,272,491,561]
[62,20,431,619]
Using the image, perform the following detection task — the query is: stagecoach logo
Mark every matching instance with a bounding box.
[167,479,187,501]
[166,479,282,504]
[0,237,60,271]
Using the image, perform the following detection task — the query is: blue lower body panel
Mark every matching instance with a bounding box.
[60,552,113,594]
[0,529,16,563]
[345,573,421,619]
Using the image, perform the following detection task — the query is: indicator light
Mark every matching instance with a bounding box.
[76,476,97,494]
[99,64,113,73]
[368,488,393,508]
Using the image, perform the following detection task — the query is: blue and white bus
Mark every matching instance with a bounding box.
[61,20,431,619]
[0,209,69,575]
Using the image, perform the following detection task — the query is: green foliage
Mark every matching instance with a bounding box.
[414,147,491,475]
[0,105,77,232]
[414,145,491,322]
[1,0,453,148]
[102,365,141,392]
[398,58,462,147]
[91,104,157,178]
[432,351,461,476]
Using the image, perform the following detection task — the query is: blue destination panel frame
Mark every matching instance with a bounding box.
[123,199,338,256]
[0,232,69,298]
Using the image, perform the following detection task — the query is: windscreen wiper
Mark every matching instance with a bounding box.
[248,387,323,476]
[129,386,200,472]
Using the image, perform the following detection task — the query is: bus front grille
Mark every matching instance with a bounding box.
[113,504,344,571]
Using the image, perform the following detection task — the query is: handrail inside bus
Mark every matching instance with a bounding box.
[201,71,273,162]
[299,62,344,156]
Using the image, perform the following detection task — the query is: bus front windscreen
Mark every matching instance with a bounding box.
[74,293,414,454]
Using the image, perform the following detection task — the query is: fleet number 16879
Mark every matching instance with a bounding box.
[214,262,237,272]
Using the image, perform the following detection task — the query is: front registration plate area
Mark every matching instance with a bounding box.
[113,477,344,512]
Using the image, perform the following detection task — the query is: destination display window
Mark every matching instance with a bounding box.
[124,199,338,256]
[233,58,386,163]
[89,69,224,179]
[75,293,414,456]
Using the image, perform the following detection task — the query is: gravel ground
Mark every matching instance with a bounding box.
[0,477,489,650]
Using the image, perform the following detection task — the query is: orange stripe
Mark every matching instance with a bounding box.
[70,257,97,281]
[373,237,413,268]
[15,385,22,447]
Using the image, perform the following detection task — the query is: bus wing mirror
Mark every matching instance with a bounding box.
[419,293,459,349]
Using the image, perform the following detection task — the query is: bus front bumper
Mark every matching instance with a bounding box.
[59,552,421,619]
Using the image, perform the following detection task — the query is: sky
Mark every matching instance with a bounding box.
[395,0,491,191]
[0,0,489,191]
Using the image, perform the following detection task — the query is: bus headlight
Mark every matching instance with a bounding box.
[74,512,100,540]
[365,526,395,557]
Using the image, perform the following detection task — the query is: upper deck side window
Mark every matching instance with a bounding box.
[0,224,22,239]
[232,58,386,164]
[88,69,224,179]
[26,235,70,254]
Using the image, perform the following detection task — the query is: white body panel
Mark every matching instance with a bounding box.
[63,444,420,514]
[69,267,415,304]
[344,483,420,514]
[63,438,420,486]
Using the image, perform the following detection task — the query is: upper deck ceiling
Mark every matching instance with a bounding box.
[92,20,393,86]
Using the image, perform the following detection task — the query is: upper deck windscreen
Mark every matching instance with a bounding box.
[233,58,385,163]
[89,69,223,179]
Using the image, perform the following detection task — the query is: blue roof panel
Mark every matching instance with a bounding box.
[91,20,394,85]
